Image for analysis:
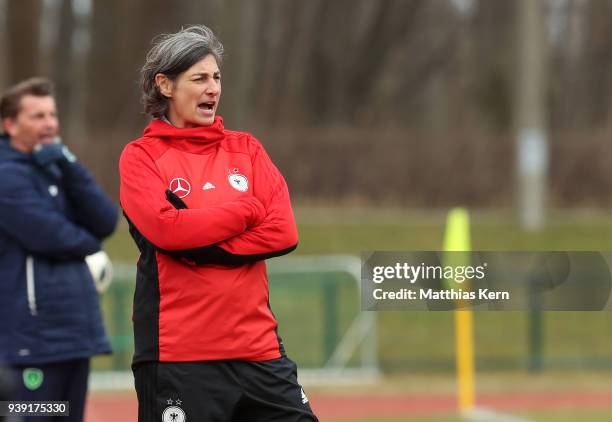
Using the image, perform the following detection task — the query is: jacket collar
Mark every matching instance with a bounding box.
[0,135,31,163]
[143,116,225,143]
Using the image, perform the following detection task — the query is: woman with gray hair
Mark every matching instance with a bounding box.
[120,25,318,421]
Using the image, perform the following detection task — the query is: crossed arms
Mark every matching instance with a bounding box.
[119,139,298,266]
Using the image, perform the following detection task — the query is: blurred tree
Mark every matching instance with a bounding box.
[301,0,429,126]
[219,0,258,129]
[6,0,41,83]
[469,0,517,133]
[238,0,436,128]
[252,0,302,127]
[86,0,128,135]
[52,0,76,127]
[0,0,7,89]
[384,0,461,130]
[551,0,612,129]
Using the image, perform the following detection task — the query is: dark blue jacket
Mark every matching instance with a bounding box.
[0,136,118,365]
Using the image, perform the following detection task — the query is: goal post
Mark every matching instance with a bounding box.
[267,255,381,385]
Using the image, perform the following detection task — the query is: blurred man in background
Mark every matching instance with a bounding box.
[0,78,118,422]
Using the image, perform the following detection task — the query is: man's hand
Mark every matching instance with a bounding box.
[32,140,77,168]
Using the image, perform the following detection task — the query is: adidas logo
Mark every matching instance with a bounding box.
[202,182,216,190]
[300,388,309,404]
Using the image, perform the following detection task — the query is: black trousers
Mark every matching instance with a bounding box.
[10,358,90,422]
[134,357,318,422]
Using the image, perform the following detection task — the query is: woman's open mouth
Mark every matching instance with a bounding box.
[198,101,216,115]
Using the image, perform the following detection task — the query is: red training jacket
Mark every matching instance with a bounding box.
[119,116,298,364]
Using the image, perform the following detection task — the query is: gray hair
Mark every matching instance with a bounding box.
[140,25,224,118]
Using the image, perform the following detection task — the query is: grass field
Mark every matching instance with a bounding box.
[105,207,612,260]
[94,207,612,420]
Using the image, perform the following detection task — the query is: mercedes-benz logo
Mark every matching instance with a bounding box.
[169,178,191,198]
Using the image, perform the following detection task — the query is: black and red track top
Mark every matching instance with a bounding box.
[119,116,298,364]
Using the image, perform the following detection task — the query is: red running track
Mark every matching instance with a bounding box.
[85,390,612,421]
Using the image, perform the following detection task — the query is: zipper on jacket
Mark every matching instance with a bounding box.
[26,255,37,316]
